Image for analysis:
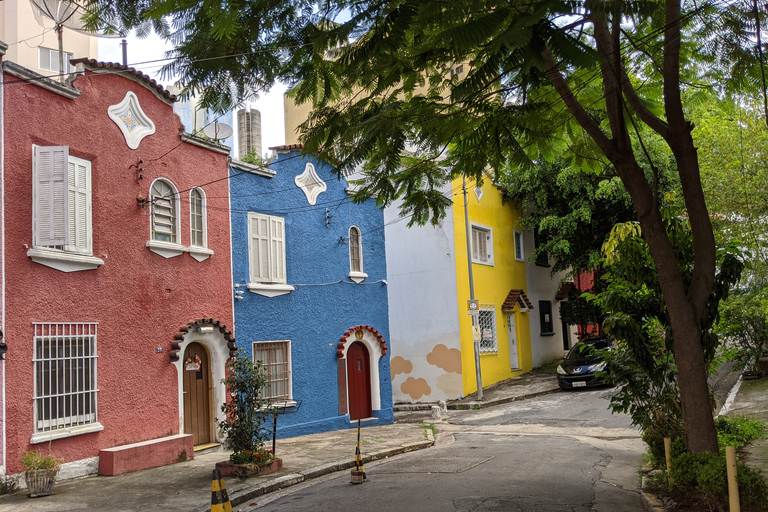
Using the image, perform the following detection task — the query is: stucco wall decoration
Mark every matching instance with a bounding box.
[108,91,156,149]
[294,162,327,205]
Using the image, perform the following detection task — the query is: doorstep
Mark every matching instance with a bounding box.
[194,442,222,456]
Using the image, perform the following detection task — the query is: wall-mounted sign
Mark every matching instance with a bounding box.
[468,299,479,316]
[184,355,201,372]
[355,330,364,340]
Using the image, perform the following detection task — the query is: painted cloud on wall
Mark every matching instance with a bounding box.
[400,377,431,400]
[426,344,462,374]
[390,356,414,378]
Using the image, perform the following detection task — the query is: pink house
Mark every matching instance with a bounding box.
[0,56,236,483]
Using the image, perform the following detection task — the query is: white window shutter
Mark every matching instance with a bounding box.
[270,217,285,283]
[33,145,69,247]
[67,156,91,253]
[249,213,270,282]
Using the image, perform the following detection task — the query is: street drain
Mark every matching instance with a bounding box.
[372,456,494,474]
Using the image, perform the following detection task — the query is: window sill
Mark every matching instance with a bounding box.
[188,246,214,262]
[146,240,186,258]
[27,248,104,272]
[247,282,294,297]
[471,259,495,267]
[541,332,556,337]
[348,271,368,283]
[31,422,104,444]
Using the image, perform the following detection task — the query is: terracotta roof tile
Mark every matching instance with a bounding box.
[70,58,176,102]
[502,289,533,311]
[269,144,304,151]
[556,282,574,301]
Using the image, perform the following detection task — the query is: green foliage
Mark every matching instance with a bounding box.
[20,450,63,472]
[715,416,767,451]
[668,451,768,510]
[239,149,267,167]
[229,447,275,466]
[718,291,768,372]
[218,354,270,456]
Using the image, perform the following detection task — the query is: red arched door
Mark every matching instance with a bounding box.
[347,341,372,420]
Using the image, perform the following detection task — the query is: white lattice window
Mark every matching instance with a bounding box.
[32,322,102,443]
[514,231,524,261]
[248,212,286,284]
[253,341,291,402]
[478,305,499,354]
[190,188,205,247]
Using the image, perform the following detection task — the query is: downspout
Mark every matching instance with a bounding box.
[0,40,8,480]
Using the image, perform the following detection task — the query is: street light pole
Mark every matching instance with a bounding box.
[462,173,483,401]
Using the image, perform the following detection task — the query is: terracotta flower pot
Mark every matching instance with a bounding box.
[24,469,58,498]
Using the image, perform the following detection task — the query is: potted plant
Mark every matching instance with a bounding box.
[20,449,63,497]
[215,354,282,477]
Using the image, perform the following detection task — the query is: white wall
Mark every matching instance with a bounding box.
[385,195,464,402]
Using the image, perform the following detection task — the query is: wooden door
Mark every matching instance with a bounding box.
[183,342,212,445]
[347,342,372,420]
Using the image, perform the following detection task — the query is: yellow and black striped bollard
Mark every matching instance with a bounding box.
[211,469,232,512]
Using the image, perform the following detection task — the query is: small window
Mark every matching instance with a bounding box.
[190,188,206,248]
[514,231,524,261]
[478,305,499,354]
[253,341,291,402]
[150,179,180,244]
[349,226,362,272]
[450,64,464,78]
[248,212,286,284]
[534,228,549,267]
[471,224,494,265]
[33,322,102,442]
[540,300,554,335]
[38,47,74,74]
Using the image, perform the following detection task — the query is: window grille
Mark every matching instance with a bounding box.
[478,305,498,354]
[253,341,291,402]
[33,323,98,433]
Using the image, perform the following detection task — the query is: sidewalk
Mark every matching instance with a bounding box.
[0,371,558,511]
[719,374,768,480]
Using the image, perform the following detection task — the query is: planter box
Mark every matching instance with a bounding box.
[743,370,763,380]
[215,458,282,478]
[24,469,58,498]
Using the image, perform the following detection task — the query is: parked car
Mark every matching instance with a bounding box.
[557,338,613,390]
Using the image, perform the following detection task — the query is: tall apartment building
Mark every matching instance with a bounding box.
[0,0,98,75]
[237,108,262,160]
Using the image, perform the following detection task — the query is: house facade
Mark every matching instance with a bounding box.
[387,177,535,402]
[229,146,392,438]
[0,58,235,483]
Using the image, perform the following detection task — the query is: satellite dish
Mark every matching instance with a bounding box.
[203,122,233,141]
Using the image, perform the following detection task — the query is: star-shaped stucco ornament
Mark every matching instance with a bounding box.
[108,91,155,149]
[294,162,327,205]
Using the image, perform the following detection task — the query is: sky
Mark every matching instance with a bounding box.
[98,33,288,154]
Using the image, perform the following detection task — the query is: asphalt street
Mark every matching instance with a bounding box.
[250,387,646,512]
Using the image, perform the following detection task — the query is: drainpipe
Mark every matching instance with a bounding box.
[462,173,483,400]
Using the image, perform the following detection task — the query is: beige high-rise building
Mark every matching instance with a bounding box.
[0,0,98,76]
[238,108,262,160]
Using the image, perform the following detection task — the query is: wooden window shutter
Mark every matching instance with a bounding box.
[249,213,270,282]
[67,156,91,253]
[270,217,285,283]
[33,145,69,247]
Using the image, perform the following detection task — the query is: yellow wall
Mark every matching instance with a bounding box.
[452,176,532,395]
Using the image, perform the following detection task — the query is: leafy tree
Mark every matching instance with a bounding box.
[218,355,270,454]
[718,290,768,373]
[83,0,768,453]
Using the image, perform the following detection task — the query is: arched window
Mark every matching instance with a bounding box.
[349,226,362,273]
[190,188,206,248]
[150,179,179,244]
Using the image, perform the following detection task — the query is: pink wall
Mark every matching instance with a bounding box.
[3,69,233,473]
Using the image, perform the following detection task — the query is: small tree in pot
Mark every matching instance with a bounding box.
[215,354,278,477]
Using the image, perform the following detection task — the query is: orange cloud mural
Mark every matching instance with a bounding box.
[401,377,432,400]
[390,356,414,378]
[426,344,462,374]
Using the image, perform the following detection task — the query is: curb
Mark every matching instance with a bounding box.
[193,439,435,511]
[447,387,561,410]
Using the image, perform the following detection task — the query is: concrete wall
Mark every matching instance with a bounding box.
[385,191,463,403]
[230,149,391,437]
[2,66,233,476]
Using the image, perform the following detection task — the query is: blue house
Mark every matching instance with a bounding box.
[229,146,393,438]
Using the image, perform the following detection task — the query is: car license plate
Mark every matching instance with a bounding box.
[573,381,587,387]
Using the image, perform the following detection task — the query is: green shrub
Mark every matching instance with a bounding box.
[643,431,686,469]
[715,416,767,451]
[669,451,768,510]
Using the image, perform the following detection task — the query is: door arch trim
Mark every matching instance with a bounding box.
[337,326,386,412]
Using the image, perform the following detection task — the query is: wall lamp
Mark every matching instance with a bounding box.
[196,325,214,334]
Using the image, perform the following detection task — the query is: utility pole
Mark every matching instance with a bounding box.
[463,173,483,400]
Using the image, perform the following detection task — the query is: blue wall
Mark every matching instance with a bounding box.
[230,150,392,438]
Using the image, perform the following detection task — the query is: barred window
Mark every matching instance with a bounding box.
[33,323,99,435]
[478,305,498,354]
[253,341,291,402]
